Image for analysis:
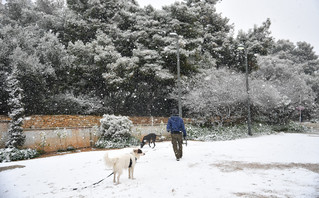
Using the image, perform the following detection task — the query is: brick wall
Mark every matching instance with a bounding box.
[20,115,181,129]
[1,115,193,130]
[22,115,102,129]
[0,115,191,152]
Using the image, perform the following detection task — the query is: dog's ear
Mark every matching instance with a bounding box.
[133,148,143,154]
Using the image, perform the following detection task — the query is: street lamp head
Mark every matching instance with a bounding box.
[238,44,245,50]
[169,32,178,37]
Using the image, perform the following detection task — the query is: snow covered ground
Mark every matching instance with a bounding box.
[0,133,319,198]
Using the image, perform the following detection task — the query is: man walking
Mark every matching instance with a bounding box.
[167,109,187,161]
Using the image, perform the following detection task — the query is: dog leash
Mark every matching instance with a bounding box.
[72,171,114,191]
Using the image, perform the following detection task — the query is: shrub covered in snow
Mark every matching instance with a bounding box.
[95,114,138,148]
[186,123,275,142]
[272,121,308,133]
[186,121,309,142]
[286,121,309,132]
[0,148,39,163]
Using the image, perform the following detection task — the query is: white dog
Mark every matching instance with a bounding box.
[104,148,145,184]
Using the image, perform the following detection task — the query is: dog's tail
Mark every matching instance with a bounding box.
[104,152,117,168]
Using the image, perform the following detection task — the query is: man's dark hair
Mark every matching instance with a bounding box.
[171,108,178,115]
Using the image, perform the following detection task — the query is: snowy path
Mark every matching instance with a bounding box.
[0,133,319,198]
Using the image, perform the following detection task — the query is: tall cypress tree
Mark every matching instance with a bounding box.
[6,66,26,148]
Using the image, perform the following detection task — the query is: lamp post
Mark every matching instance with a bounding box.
[238,44,252,136]
[169,32,182,117]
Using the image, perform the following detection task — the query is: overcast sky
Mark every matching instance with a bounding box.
[137,0,319,55]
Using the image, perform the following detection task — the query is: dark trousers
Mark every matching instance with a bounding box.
[171,133,183,159]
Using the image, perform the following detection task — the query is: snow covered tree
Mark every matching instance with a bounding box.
[1,0,317,121]
[236,19,274,72]
[67,29,120,98]
[35,31,71,98]
[0,0,72,114]
[6,66,26,148]
[292,42,318,64]
[110,0,142,57]
[269,40,319,120]
[103,46,174,115]
[253,55,316,122]
[271,39,318,65]
[62,5,97,44]
[184,0,234,68]
[65,0,141,48]
[7,42,55,114]
[179,68,247,126]
[34,0,67,43]
[4,0,36,26]
[249,78,288,124]
[161,0,233,71]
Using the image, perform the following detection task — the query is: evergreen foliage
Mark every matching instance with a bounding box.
[0,0,318,124]
[5,66,26,148]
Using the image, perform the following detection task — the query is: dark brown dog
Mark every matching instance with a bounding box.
[140,133,157,148]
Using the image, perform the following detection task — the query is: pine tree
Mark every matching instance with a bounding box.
[6,66,26,148]
[236,19,274,72]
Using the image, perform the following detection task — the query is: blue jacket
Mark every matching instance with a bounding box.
[167,115,187,137]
